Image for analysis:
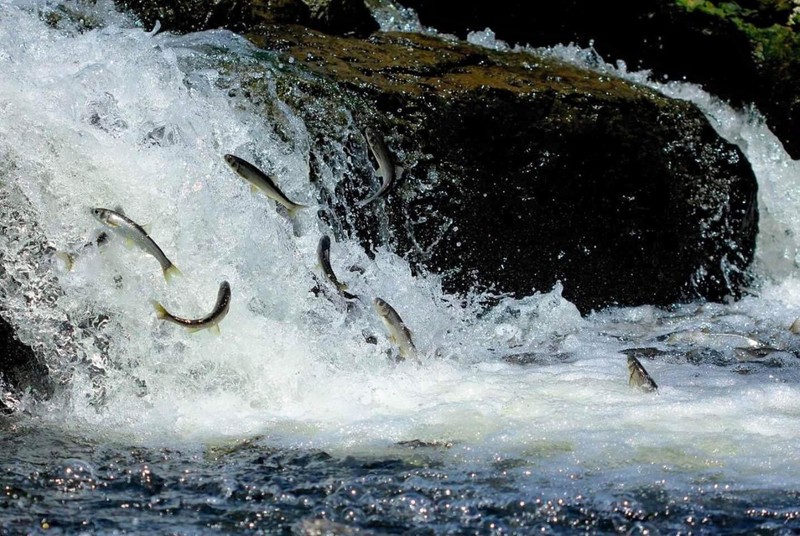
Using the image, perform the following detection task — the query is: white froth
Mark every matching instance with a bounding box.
[2,0,800,494]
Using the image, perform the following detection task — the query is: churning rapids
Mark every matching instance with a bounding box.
[2,0,800,533]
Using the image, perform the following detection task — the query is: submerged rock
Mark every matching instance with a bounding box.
[0,317,51,412]
[396,0,800,160]
[245,27,757,313]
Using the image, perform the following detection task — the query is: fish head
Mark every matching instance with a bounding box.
[373,297,390,317]
[91,207,110,224]
[223,154,240,170]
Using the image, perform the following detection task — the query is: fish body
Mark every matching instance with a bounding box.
[664,330,765,351]
[627,355,658,393]
[91,207,180,281]
[358,128,404,207]
[373,297,419,363]
[153,281,231,334]
[224,154,308,217]
[316,235,357,300]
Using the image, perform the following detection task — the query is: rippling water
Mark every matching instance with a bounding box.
[2,0,800,532]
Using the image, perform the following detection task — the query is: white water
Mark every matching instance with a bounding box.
[2,0,800,494]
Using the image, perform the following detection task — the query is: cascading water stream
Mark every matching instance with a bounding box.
[2,0,800,531]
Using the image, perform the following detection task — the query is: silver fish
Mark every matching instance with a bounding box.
[153,281,231,334]
[358,128,404,207]
[56,206,122,272]
[627,355,658,393]
[91,207,180,281]
[316,235,357,300]
[664,330,765,351]
[224,154,308,217]
[374,297,419,363]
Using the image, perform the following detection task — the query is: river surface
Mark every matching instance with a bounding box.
[2,0,800,533]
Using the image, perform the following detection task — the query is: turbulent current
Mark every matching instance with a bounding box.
[2,0,800,533]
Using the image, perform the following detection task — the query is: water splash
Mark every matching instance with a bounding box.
[1,0,800,498]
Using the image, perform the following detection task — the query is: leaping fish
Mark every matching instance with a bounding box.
[317,235,357,300]
[358,128,404,207]
[664,330,767,351]
[224,154,308,218]
[374,297,419,364]
[91,207,180,281]
[627,355,658,393]
[153,281,231,334]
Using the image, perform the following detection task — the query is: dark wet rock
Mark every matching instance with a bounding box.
[620,347,671,361]
[115,0,258,33]
[502,352,577,366]
[243,27,757,313]
[686,348,730,366]
[0,316,51,412]
[114,0,377,36]
[302,0,378,36]
[396,0,800,160]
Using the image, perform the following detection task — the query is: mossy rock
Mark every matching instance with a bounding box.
[245,26,758,312]
[397,0,800,159]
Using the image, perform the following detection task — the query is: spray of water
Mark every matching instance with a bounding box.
[1,0,800,492]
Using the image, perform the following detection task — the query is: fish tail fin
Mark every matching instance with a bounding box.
[163,264,182,282]
[287,204,309,219]
[342,291,359,301]
[54,251,75,272]
[152,300,169,320]
[395,166,405,180]
[790,317,800,334]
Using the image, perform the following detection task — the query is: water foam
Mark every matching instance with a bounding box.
[2,0,800,494]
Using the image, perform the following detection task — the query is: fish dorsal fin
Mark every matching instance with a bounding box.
[395,166,405,180]
[141,223,152,234]
[113,205,126,215]
[210,324,221,336]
